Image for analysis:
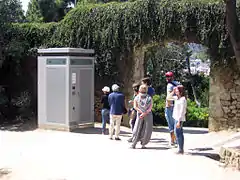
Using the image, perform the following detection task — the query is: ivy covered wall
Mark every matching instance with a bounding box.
[10,0,229,72]
[5,0,240,130]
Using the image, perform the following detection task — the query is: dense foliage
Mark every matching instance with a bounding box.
[152,94,209,127]
[9,0,236,78]
[26,0,73,22]
[0,0,25,66]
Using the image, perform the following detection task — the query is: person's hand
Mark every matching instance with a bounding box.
[173,87,177,93]
[138,110,143,114]
[140,112,146,119]
[176,121,181,128]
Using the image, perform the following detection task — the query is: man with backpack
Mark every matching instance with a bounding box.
[165,71,180,147]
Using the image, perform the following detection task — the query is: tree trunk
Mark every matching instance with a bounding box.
[186,56,201,107]
[225,0,240,67]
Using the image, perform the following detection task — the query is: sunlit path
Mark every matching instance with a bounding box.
[0,124,239,180]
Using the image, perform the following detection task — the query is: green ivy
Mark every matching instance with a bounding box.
[7,0,240,77]
[152,94,209,127]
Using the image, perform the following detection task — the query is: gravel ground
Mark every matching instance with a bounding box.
[0,123,239,180]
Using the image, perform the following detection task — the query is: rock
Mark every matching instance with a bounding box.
[230,106,236,110]
[234,79,240,85]
[227,113,235,117]
[223,107,230,114]
[231,110,237,114]
[232,101,238,105]
[230,88,236,93]
[221,93,231,101]
[231,93,238,99]
[236,85,240,92]
[221,100,231,106]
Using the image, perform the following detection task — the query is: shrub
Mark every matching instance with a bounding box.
[152,94,166,125]
[186,99,209,121]
[152,94,209,127]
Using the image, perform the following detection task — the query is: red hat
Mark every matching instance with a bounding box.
[165,71,174,77]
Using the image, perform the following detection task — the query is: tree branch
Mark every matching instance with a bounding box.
[225,0,240,67]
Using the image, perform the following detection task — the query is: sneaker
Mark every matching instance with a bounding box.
[127,138,133,143]
[130,145,136,149]
[175,151,184,155]
[115,137,121,141]
[109,137,113,140]
[141,146,147,149]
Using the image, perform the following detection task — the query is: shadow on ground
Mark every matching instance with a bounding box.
[0,120,37,132]
[186,146,220,161]
[0,168,11,178]
[71,127,131,135]
[153,127,208,134]
[187,152,220,161]
[133,146,170,150]
[150,138,168,144]
[0,121,208,136]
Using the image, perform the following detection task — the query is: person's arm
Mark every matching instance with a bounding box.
[122,95,127,113]
[166,83,173,95]
[101,96,104,104]
[140,98,153,118]
[108,95,112,106]
[166,90,176,101]
[133,97,143,114]
[145,99,153,114]
[123,95,127,109]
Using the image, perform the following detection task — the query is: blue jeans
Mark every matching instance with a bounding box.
[165,107,175,132]
[101,109,110,133]
[174,121,184,152]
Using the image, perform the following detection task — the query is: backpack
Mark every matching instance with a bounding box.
[169,81,180,87]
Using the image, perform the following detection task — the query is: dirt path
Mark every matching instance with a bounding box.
[0,124,239,180]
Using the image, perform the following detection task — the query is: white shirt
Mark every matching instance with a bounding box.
[167,95,187,122]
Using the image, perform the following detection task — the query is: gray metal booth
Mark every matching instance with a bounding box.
[37,48,95,131]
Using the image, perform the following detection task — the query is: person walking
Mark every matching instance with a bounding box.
[101,86,110,135]
[108,84,125,140]
[130,85,153,149]
[165,71,180,147]
[167,85,187,154]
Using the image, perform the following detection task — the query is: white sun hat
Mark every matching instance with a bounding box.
[102,86,110,92]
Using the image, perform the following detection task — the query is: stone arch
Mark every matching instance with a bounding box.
[123,36,240,132]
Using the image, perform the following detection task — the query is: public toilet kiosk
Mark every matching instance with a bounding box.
[37,48,95,131]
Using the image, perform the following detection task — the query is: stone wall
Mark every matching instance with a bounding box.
[220,146,240,170]
[209,59,240,131]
